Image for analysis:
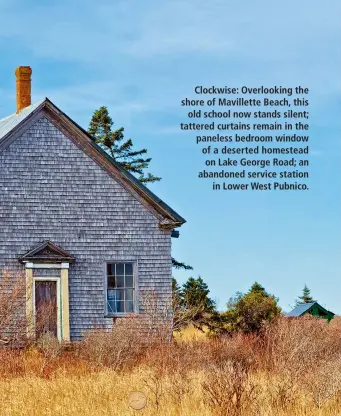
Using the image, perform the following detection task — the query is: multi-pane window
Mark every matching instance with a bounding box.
[106,263,134,314]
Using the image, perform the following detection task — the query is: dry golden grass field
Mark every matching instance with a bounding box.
[1,317,341,415]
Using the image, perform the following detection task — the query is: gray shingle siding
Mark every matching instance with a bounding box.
[0,116,172,340]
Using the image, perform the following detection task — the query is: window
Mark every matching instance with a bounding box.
[106,262,135,314]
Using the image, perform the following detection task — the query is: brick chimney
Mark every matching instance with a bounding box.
[15,66,32,113]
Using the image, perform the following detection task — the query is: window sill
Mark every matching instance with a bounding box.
[104,313,139,318]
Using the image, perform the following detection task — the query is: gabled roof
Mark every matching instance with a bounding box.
[0,98,185,228]
[19,240,74,263]
[286,302,316,317]
[286,301,335,317]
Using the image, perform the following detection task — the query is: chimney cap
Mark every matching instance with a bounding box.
[15,66,32,75]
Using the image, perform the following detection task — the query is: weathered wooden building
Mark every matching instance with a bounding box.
[0,67,185,342]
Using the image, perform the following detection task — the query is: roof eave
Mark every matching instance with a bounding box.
[43,98,186,227]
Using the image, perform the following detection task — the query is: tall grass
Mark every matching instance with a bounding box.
[0,316,341,415]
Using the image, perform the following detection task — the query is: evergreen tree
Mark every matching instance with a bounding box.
[180,276,219,331]
[88,106,192,271]
[171,258,193,270]
[296,284,314,305]
[248,281,270,296]
[88,106,161,184]
[222,282,281,334]
[182,277,216,313]
[172,276,219,331]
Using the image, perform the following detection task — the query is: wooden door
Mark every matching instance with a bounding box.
[35,281,57,338]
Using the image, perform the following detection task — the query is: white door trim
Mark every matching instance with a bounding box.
[25,263,69,269]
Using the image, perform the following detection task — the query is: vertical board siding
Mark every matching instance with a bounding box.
[0,116,172,340]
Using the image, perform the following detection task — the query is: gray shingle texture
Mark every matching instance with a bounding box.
[0,116,172,339]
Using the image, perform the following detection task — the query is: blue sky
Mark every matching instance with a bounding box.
[0,0,340,313]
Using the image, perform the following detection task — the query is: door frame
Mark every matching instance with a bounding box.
[24,261,71,342]
[33,277,61,342]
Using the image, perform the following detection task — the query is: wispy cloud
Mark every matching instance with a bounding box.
[0,0,340,63]
[0,0,340,141]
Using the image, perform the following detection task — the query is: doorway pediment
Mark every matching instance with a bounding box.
[19,241,74,264]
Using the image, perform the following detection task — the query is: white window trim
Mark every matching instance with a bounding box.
[33,277,61,342]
